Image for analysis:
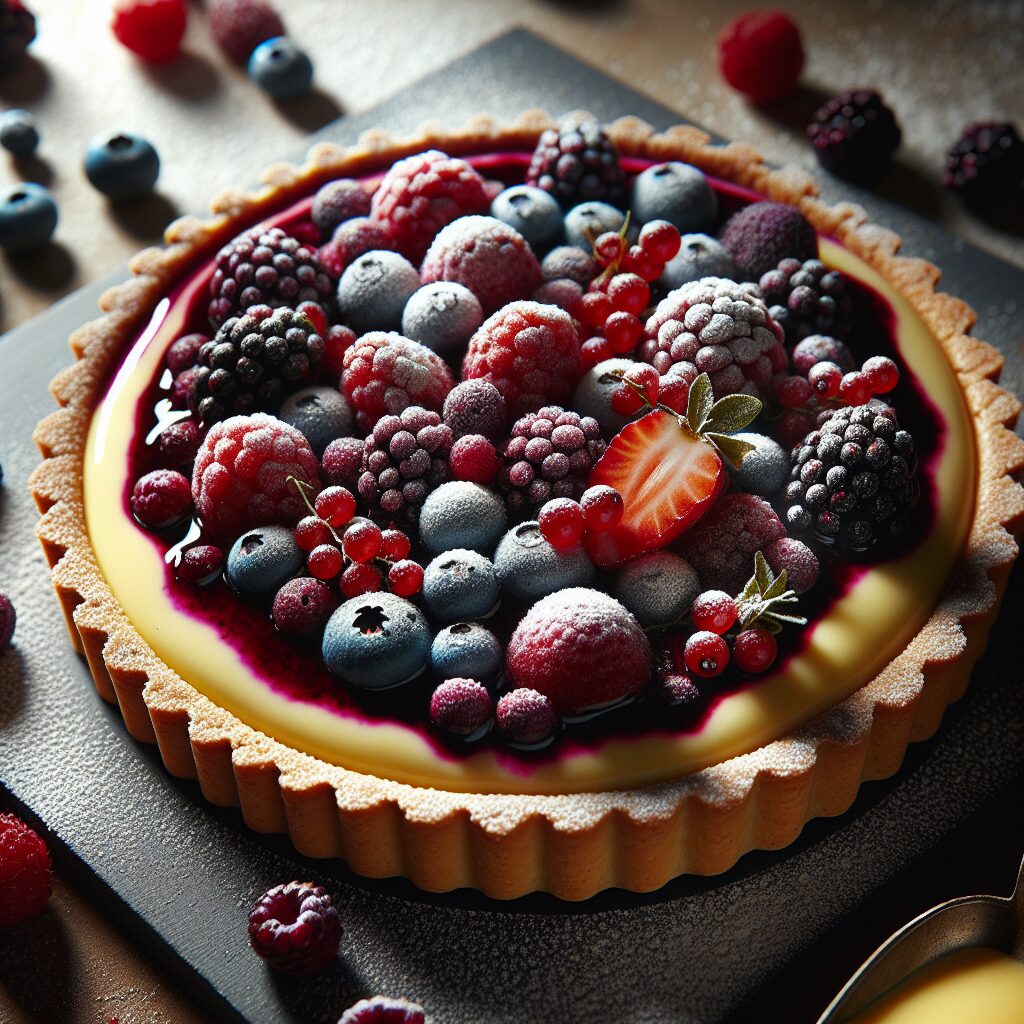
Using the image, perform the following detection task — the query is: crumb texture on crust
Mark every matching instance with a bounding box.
[30,111,1024,900]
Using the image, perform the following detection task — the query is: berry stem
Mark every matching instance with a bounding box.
[287,475,343,545]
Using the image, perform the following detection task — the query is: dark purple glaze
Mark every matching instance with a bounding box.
[113,151,945,770]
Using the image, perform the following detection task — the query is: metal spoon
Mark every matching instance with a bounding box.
[816,852,1024,1022]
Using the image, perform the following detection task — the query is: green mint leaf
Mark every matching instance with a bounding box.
[754,551,773,594]
[706,433,755,469]
[763,568,790,600]
[703,393,763,435]
[686,372,714,434]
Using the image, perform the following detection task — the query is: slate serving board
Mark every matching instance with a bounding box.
[1,28,1023,1024]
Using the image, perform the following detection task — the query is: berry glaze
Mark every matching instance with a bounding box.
[89,151,961,791]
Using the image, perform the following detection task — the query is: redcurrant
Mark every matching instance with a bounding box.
[340,562,383,598]
[314,486,356,527]
[294,515,332,552]
[808,360,842,399]
[380,528,411,561]
[638,219,682,263]
[839,371,873,406]
[388,559,424,597]
[581,335,615,370]
[733,628,778,673]
[342,520,383,564]
[690,590,738,635]
[580,485,624,531]
[604,310,643,354]
[538,498,586,549]
[683,631,730,678]
[607,273,650,315]
[579,291,614,330]
[307,543,344,581]
[862,355,899,394]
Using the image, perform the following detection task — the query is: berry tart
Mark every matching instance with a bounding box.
[31,112,1024,900]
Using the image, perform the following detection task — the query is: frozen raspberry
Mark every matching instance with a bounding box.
[321,435,364,488]
[0,813,51,929]
[442,379,508,441]
[111,0,187,63]
[341,332,454,433]
[339,997,426,1024]
[318,217,393,277]
[311,178,372,237]
[192,413,321,541]
[370,150,490,263]
[429,678,494,736]
[156,419,200,466]
[506,587,651,715]
[449,434,499,484]
[462,301,581,416]
[131,469,193,528]
[496,688,557,744]
[678,493,787,594]
[247,881,341,976]
[420,216,543,315]
[765,536,819,594]
[272,577,335,635]
[717,9,804,104]
[208,0,283,63]
[720,202,817,281]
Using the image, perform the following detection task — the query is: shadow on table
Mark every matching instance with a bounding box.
[108,192,182,243]
[142,50,223,104]
[0,55,49,105]
[274,88,344,135]
[270,956,367,1024]
[0,904,81,1023]
[2,242,77,298]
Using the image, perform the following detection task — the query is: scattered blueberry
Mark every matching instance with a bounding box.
[0,109,39,156]
[631,162,717,233]
[84,131,160,199]
[421,549,499,623]
[278,386,354,457]
[226,525,304,597]
[322,592,431,688]
[492,521,594,602]
[0,182,56,251]
[418,480,507,556]
[659,233,737,291]
[336,250,420,333]
[727,431,790,498]
[401,282,484,357]
[563,201,626,251]
[247,36,314,100]
[430,622,503,682]
[490,185,563,251]
[614,551,699,627]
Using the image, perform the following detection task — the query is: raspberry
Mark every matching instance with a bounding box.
[0,592,14,650]
[0,0,36,73]
[191,413,321,541]
[765,536,819,594]
[272,577,335,635]
[678,493,787,594]
[449,434,499,484]
[807,90,902,179]
[496,688,557,745]
[0,813,51,929]
[111,0,187,63]
[131,469,193,528]
[156,418,200,466]
[207,0,284,63]
[683,630,730,678]
[311,178,372,237]
[318,217,393,277]
[321,436,364,488]
[420,216,543,315]
[717,9,804,104]
[247,881,341,976]
[429,678,494,736]
[339,997,426,1024]
[370,150,489,263]
[341,332,454,433]
[177,544,225,585]
[944,122,1024,209]
[507,588,651,715]
[720,202,817,281]
[462,301,581,416]
[442,379,508,441]
[525,115,627,208]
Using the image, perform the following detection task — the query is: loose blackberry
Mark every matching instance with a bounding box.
[758,258,853,343]
[784,403,919,552]
[208,226,336,328]
[498,406,605,516]
[190,305,324,425]
[525,116,626,209]
[944,122,1024,210]
[357,405,454,527]
[0,0,36,73]
[806,90,901,179]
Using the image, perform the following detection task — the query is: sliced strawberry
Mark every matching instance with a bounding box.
[584,408,725,569]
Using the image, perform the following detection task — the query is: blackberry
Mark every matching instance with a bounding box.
[357,406,454,527]
[208,226,336,328]
[806,90,901,179]
[758,258,853,343]
[784,403,919,552]
[498,406,605,516]
[0,0,35,73]
[190,305,324,425]
[526,116,626,209]
[944,122,1024,210]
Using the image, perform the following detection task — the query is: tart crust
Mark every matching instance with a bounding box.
[30,112,1024,901]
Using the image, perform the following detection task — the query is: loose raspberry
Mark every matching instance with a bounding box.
[111,0,187,63]
[429,678,494,736]
[733,628,778,673]
[176,544,225,585]
[717,9,805,104]
[247,881,341,976]
[449,433,499,484]
[272,577,335,635]
[496,688,557,745]
[131,469,192,528]
[420,215,543,315]
[370,150,489,263]
[683,630,730,678]
[462,301,581,416]
[0,813,52,929]
[191,414,321,542]
[690,590,738,635]
[318,217,393,277]
[208,0,284,63]
[341,332,454,433]
[0,592,16,650]
[339,996,426,1024]
[506,588,651,715]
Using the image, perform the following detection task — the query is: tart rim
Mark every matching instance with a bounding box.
[29,110,1024,900]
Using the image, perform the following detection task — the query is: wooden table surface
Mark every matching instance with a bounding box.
[0,2,1021,1022]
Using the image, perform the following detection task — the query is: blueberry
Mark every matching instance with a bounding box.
[430,622,503,682]
[422,549,499,623]
[490,185,563,252]
[84,132,160,199]
[401,282,484,357]
[322,592,431,689]
[631,162,717,233]
[563,201,627,251]
[660,233,737,291]
[248,36,314,100]
[278,386,354,457]
[0,183,57,251]
[727,431,790,498]
[419,481,507,556]
[614,552,699,627]
[0,109,39,156]
[493,522,594,602]
[226,525,304,596]
[336,250,420,333]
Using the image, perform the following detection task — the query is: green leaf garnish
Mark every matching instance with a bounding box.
[702,393,763,435]
[735,551,807,635]
[686,372,715,434]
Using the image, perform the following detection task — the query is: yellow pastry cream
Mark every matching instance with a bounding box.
[83,218,977,795]
[847,947,1024,1024]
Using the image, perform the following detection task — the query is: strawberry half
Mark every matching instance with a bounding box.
[584,408,725,568]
